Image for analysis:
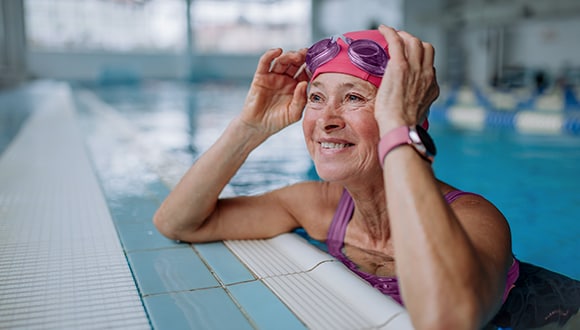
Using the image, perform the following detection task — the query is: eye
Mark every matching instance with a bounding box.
[308,92,324,103]
[346,93,364,103]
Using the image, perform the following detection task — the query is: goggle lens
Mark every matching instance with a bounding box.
[348,39,388,77]
[305,35,389,78]
[305,37,341,75]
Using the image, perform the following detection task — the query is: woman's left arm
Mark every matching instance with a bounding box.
[375,25,513,329]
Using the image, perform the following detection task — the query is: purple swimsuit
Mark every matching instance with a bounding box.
[326,189,520,305]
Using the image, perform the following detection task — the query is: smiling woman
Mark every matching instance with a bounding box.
[150,24,580,329]
[152,26,519,329]
[73,74,580,329]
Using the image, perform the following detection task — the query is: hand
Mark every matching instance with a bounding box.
[239,48,310,137]
[374,25,440,134]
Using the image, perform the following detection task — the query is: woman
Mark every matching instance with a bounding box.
[153,25,551,329]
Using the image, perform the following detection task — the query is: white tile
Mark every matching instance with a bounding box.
[0,83,149,329]
[225,233,335,277]
[226,233,413,329]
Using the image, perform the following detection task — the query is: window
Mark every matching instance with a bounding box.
[191,0,310,54]
[25,0,310,54]
[25,0,186,53]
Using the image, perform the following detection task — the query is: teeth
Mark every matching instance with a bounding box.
[321,142,349,149]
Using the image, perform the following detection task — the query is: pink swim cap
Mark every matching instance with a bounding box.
[309,30,387,88]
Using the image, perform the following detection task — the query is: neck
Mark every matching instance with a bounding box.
[344,181,391,246]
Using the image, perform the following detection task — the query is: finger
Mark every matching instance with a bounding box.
[285,64,300,78]
[422,41,435,69]
[289,81,308,121]
[397,30,424,67]
[257,48,283,74]
[378,25,405,62]
[293,62,309,81]
[292,48,309,81]
[268,57,286,74]
[269,50,305,75]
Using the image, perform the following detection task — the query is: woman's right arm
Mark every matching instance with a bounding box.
[153,48,310,242]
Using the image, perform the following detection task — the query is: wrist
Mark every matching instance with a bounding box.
[232,117,271,139]
[377,125,436,167]
[375,115,412,136]
[227,118,270,151]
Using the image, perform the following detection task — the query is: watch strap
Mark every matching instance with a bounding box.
[377,126,411,168]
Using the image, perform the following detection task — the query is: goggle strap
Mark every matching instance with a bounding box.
[294,62,308,80]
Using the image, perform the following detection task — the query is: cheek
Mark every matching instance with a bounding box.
[301,108,317,139]
[347,112,380,142]
[302,109,321,157]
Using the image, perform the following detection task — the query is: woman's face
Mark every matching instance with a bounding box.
[302,73,381,182]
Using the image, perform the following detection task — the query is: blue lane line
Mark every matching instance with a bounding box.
[431,86,580,135]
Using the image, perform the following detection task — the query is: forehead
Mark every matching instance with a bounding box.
[310,73,377,93]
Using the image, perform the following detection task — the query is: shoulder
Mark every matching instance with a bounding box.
[271,181,344,241]
[437,180,512,262]
[437,181,507,224]
[437,181,504,217]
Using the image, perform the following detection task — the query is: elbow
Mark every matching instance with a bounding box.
[410,295,482,330]
[153,207,210,243]
[413,311,479,330]
[153,208,182,241]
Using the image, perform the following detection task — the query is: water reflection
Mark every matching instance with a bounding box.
[77,81,312,201]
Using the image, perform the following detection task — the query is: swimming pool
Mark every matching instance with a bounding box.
[82,80,580,280]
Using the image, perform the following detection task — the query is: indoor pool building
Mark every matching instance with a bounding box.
[1,0,579,329]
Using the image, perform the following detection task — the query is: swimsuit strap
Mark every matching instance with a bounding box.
[326,189,354,256]
[444,190,481,204]
[504,258,520,303]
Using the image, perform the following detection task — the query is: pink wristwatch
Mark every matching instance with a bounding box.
[377,125,436,167]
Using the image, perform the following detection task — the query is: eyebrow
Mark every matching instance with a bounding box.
[339,82,357,90]
[310,81,324,89]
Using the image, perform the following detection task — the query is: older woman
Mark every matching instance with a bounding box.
[154,25,517,329]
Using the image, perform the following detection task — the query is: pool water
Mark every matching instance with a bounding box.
[81,80,580,280]
[432,126,580,279]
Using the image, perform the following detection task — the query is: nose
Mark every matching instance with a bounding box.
[318,105,345,132]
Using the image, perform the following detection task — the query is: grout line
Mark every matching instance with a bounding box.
[140,285,223,298]
[189,244,261,330]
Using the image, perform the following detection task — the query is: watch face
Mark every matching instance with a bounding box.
[414,125,437,157]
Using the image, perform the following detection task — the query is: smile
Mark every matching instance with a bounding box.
[320,142,354,149]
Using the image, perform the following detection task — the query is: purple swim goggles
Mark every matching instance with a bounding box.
[305,35,389,78]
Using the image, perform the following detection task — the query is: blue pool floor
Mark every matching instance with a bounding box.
[1,80,579,329]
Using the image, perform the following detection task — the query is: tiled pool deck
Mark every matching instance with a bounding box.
[0,81,411,329]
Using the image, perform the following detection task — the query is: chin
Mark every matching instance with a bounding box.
[313,165,349,182]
